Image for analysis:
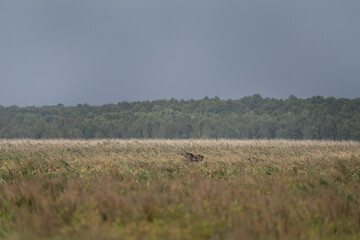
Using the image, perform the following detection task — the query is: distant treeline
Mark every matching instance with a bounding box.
[0,95,359,140]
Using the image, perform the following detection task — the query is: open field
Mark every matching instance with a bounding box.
[1,139,360,240]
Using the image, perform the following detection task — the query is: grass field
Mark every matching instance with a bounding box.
[0,139,360,240]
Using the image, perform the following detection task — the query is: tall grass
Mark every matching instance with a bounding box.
[0,139,360,239]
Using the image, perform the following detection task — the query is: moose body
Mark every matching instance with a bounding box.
[179,150,204,162]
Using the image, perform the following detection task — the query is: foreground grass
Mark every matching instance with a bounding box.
[0,139,360,240]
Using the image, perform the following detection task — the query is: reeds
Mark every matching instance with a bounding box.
[0,139,360,239]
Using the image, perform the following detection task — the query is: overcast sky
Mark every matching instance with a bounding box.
[0,0,359,106]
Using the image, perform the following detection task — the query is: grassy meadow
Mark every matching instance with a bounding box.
[0,139,360,240]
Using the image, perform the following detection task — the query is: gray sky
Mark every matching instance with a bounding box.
[1,0,359,106]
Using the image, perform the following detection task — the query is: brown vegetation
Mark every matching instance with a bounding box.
[0,139,360,239]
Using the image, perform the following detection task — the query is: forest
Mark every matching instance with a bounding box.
[0,95,359,140]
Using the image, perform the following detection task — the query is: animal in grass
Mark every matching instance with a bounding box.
[178,150,204,162]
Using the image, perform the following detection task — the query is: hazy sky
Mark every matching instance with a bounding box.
[1,0,359,106]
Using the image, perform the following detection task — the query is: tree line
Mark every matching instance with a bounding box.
[0,95,359,140]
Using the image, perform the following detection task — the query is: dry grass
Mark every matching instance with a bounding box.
[0,139,360,240]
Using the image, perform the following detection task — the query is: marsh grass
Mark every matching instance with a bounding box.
[0,139,360,239]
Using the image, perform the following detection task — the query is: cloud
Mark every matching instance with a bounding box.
[0,0,359,106]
